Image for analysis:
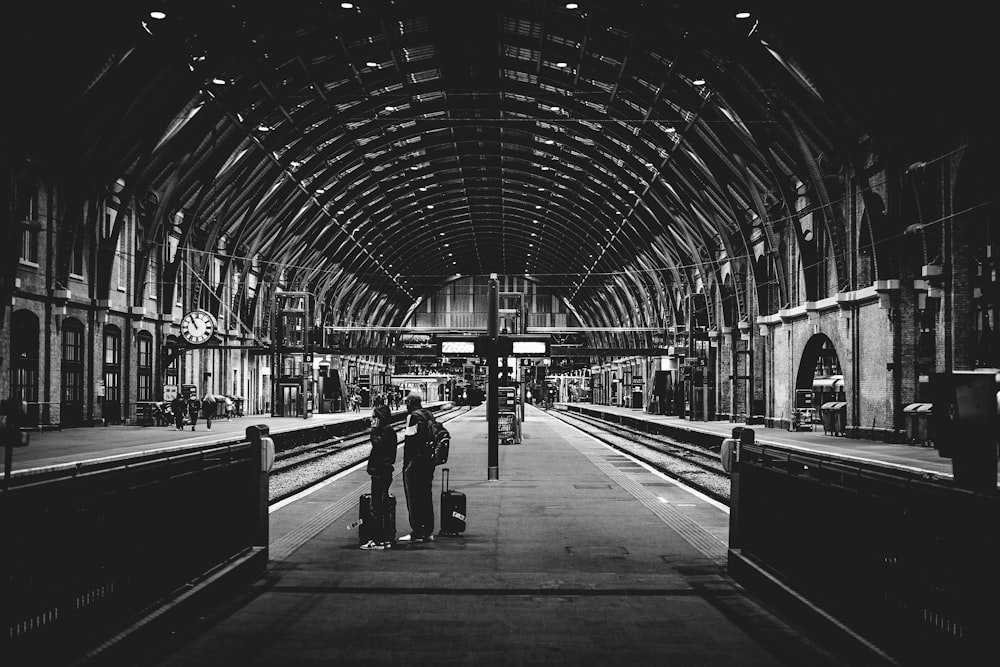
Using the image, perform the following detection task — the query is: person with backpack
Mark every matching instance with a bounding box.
[361,400,397,550]
[398,394,435,543]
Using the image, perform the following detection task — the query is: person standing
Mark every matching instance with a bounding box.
[187,394,200,431]
[201,393,217,430]
[399,394,434,543]
[362,401,397,550]
[171,393,186,430]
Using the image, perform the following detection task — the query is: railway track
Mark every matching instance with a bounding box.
[269,406,467,504]
[546,407,731,505]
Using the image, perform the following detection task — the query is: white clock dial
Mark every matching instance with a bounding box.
[180,310,217,345]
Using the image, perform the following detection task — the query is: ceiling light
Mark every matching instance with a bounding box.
[256,124,270,132]
[565,2,579,9]
[664,126,676,133]
[549,106,561,112]
[535,205,542,209]
[341,2,355,8]
[211,77,227,85]
[555,61,568,68]
[544,139,555,145]
[427,204,434,209]
[693,78,706,86]
[385,105,396,111]
[736,11,751,19]
[366,61,378,67]
[540,166,550,171]
[316,188,326,195]
[149,10,167,20]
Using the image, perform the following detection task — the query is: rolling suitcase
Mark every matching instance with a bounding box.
[439,468,466,536]
[359,493,396,544]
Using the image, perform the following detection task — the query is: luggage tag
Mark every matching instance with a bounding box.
[451,511,466,522]
[347,518,363,530]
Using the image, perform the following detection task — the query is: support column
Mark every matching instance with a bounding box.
[487,275,499,481]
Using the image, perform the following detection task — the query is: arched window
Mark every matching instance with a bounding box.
[61,317,85,426]
[12,309,40,425]
[136,330,154,402]
[103,324,122,423]
[164,334,180,389]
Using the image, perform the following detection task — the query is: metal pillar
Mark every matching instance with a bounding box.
[487,275,499,481]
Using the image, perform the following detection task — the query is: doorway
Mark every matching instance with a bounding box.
[279,383,300,417]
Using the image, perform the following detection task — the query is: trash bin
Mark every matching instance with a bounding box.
[902,403,922,443]
[820,401,848,436]
[819,402,836,435]
[915,403,933,446]
[830,401,847,436]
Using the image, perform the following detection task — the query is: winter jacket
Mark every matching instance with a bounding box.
[402,408,433,465]
[367,405,397,476]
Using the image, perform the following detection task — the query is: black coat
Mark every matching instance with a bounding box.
[367,406,397,476]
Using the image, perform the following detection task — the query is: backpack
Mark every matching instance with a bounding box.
[424,415,451,466]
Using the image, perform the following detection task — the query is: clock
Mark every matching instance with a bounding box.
[179,309,217,345]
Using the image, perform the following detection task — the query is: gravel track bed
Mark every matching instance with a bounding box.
[270,443,370,501]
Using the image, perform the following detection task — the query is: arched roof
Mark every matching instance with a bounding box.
[6,1,992,334]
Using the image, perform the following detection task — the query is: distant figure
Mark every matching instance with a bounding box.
[398,394,434,544]
[187,395,200,431]
[171,394,186,430]
[201,394,217,430]
[362,404,397,550]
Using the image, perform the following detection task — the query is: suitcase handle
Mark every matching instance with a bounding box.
[442,467,449,492]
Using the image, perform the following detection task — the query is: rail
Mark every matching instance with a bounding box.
[1,438,267,663]
[729,439,1000,664]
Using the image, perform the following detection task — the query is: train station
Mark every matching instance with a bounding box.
[2,2,998,664]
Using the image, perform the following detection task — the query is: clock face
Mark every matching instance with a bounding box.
[180,310,217,345]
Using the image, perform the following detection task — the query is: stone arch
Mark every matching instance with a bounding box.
[796,334,845,407]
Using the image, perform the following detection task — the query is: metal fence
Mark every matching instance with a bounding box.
[1,439,266,663]
[729,441,1000,664]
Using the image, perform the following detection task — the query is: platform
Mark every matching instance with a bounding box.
[555,402,982,482]
[6,405,434,473]
[94,404,858,666]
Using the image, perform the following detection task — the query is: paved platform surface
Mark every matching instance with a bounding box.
[7,405,431,473]
[558,402,979,481]
[107,404,857,666]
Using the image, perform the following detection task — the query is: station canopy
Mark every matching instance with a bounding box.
[6,1,986,336]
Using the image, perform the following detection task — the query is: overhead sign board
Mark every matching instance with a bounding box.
[511,340,548,356]
[438,338,477,355]
[442,340,475,354]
